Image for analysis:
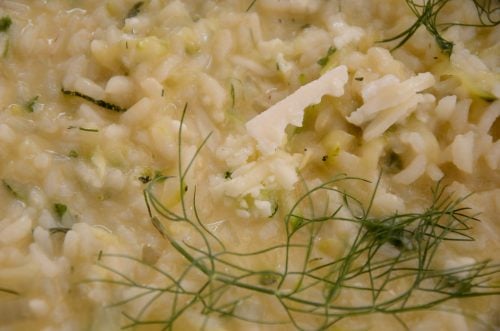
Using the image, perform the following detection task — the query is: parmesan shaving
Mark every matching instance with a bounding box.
[246,65,348,155]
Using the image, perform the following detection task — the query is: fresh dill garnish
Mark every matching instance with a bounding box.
[61,88,127,113]
[0,16,12,32]
[85,105,500,330]
[224,171,232,180]
[354,77,364,81]
[126,1,144,19]
[246,0,258,12]
[25,95,39,112]
[382,0,500,55]
[54,203,68,219]
[317,46,336,67]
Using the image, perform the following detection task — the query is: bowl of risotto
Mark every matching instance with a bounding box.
[0,1,499,330]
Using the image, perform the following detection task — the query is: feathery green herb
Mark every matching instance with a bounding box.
[86,105,500,330]
[61,88,127,112]
[382,0,499,54]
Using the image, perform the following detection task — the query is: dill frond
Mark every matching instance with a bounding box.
[87,105,500,330]
[382,0,499,54]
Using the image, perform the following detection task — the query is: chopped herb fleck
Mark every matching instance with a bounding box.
[68,150,79,158]
[224,171,232,180]
[354,77,364,81]
[0,287,19,296]
[317,46,336,67]
[321,155,328,162]
[246,0,257,12]
[126,2,144,19]
[230,84,235,109]
[25,96,39,112]
[54,203,68,218]
[0,16,12,32]
[2,179,22,200]
[61,88,127,112]
[67,126,99,132]
[269,203,279,218]
[139,175,151,184]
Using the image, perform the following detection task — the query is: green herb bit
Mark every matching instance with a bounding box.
[246,0,257,12]
[317,46,336,67]
[25,96,39,112]
[61,88,127,112]
[126,1,144,19]
[381,0,499,55]
[230,83,235,109]
[67,126,99,132]
[0,16,12,32]
[224,171,232,180]
[2,179,24,200]
[68,150,79,158]
[54,203,68,219]
[0,287,19,296]
[138,175,151,184]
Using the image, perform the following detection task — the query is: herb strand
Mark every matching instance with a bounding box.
[61,88,127,112]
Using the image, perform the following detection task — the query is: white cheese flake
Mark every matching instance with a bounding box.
[246,65,348,155]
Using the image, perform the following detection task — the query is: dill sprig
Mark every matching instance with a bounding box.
[87,105,500,330]
[382,0,500,54]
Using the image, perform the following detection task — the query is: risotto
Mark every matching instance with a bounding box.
[0,0,499,330]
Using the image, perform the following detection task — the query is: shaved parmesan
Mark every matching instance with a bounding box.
[246,65,348,155]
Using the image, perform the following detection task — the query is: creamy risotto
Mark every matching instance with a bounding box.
[0,0,499,330]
